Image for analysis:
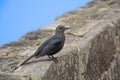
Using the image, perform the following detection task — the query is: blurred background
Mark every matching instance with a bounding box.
[0,0,91,46]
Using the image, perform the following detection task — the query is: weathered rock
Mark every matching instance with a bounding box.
[0,72,30,80]
[0,0,120,80]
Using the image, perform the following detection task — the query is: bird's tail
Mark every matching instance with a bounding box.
[19,54,35,66]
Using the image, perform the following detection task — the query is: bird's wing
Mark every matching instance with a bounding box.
[33,39,51,56]
[37,38,62,56]
[33,36,61,56]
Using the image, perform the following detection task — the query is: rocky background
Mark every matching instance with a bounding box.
[0,0,120,80]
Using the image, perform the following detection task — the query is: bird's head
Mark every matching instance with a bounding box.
[55,25,69,34]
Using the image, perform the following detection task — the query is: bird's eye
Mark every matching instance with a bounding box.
[59,27,62,29]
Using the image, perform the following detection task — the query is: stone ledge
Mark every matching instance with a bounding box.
[12,21,116,80]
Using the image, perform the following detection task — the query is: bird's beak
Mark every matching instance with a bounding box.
[65,27,70,30]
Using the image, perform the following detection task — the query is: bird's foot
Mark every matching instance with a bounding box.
[48,55,58,63]
[53,57,58,63]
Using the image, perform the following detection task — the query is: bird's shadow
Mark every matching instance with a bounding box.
[23,58,53,66]
[12,59,52,72]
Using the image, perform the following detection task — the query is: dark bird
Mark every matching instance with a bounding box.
[19,25,69,66]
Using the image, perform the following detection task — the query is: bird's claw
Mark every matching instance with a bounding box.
[53,57,58,63]
[48,56,58,63]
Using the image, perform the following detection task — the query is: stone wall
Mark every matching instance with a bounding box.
[0,0,120,80]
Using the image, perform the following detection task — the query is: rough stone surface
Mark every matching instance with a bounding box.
[0,72,30,80]
[0,0,120,80]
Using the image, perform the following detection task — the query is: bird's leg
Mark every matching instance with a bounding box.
[48,55,52,60]
[51,55,58,63]
[51,55,57,59]
[48,55,58,63]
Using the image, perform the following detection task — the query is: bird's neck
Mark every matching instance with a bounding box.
[55,31,64,35]
[55,32,65,40]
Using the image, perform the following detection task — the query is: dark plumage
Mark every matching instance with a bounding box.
[19,25,69,66]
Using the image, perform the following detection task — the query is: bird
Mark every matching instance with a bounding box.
[19,25,69,66]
